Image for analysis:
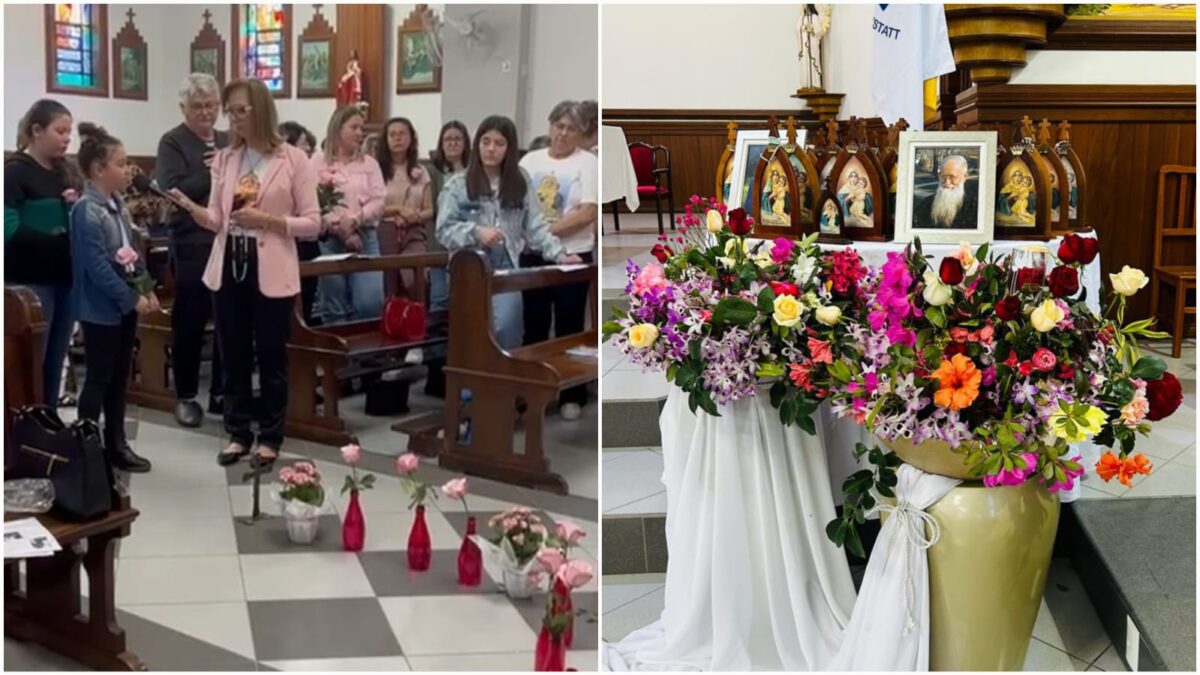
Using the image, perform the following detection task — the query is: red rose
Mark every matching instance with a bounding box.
[1048,265,1080,298]
[1032,347,1057,372]
[727,208,752,236]
[1058,233,1099,265]
[1145,372,1183,421]
[1058,363,1075,380]
[1014,267,1045,290]
[1018,361,1034,377]
[939,257,965,286]
[996,296,1022,321]
[770,281,800,297]
[943,342,967,358]
[651,244,673,263]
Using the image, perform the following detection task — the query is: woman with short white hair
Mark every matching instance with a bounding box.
[154,72,229,428]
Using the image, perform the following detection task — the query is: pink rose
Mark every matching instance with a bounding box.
[555,559,594,590]
[61,188,80,204]
[1032,348,1057,372]
[318,169,336,184]
[340,443,362,465]
[555,521,586,545]
[395,453,420,475]
[115,246,139,268]
[440,477,468,500]
[295,461,317,474]
[631,263,668,296]
[537,547,566,574]
[807,336,833,364]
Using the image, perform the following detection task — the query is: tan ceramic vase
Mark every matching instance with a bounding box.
[879,437,1060,671]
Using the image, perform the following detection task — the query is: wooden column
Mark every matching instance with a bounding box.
[955,83,1196,321]
[334,4,386,123]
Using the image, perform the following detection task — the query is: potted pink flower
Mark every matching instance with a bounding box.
[275,461,325,544]
[477,506,549,598]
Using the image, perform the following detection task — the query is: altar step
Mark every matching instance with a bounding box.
[1060,497,1196,672]
[600,355,668,448]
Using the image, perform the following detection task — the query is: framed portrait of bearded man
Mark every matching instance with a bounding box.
[894,131,998,245]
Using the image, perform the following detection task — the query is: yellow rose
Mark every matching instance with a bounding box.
[628,323,659,348]
[1030,298,1065,332]
[1109,265,1148,297]
[753,251,774,269]
[1049,405,1107,443]
[772,294,804,327]
[705,209,724,233]
[718,238,749,268]
[815,305,841,326]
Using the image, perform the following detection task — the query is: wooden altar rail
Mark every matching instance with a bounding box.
[439,251,598,494]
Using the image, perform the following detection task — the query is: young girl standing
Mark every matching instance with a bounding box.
[70,123,157,473]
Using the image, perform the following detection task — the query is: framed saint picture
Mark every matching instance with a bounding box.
[297,37,333,96]
[816,193,845,238]
[727,130,775,215]
[397,26,441,93]
[112,11,147,101]
[192,47,219,78]
[894,131,997,245]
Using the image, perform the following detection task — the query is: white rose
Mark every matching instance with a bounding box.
[753,250,774,269]
[1109,265,1148,297]
[717,238,747,268]
[791,254,817,287]
[921,269,953,307]
[815,305,842,326]
[705,209,724,233]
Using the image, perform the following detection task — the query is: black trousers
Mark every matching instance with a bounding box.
[297,239,321,326]
[519,249,593,407]
[79,312,137,453]
[214,238,294,449]
[170,243,222,400]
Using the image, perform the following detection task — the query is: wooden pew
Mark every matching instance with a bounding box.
[126,235,179,411]
[4,287,144,671]
[286,252,449,445]
[439,251,598,494]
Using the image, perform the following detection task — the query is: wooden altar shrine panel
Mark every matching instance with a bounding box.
[955,83,1196,321]
[604,110,885,212]
[335,3,386,121]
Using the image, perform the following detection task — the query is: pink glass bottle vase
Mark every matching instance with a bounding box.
[535,627,567,671]
[342,489,366,552]
[458,516,483,586]
[407,504,432,571]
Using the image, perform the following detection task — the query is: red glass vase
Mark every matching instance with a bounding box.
[457,516,483,586]
[342,489,365,552]
[407,504,432,571]
[554,578,575,649]
[534,627,567,671]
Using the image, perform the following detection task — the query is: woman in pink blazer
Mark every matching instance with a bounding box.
[170,79,320,468]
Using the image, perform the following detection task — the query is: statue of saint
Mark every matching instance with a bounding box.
[795,4,832,93]
[336,49,364,109]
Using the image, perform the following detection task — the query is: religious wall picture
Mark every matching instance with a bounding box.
[893,131,997,245]
[112,11,148,101]
[298,37,333,96]
[817,194,843,237]
[119,46,145,95]
[191,47,219,78]
[834,158,875,229]
[727,129,774,214]
[397,27,441,93]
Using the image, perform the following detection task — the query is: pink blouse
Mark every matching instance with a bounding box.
[309,153,386,229]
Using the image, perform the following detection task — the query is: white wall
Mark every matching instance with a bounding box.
[524,3,598,142]
[1009,50,1196,85]
[384,4,443,154]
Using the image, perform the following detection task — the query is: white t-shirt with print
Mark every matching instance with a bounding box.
[519,147,598,255]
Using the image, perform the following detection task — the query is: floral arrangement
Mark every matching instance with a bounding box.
[395,453,437,508]
[489,506,549,566]
[316,168,347,216]
[603,195,868,431]
[114,246,156,296]
[339,444,376,494]
[278,461,325,507]
[824,236,1181,554]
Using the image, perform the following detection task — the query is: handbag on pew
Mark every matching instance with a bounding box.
[8,406,114,521]
[381,296,427,342]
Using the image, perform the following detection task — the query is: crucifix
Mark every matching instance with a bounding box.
[125,7,135,22]
[1057,120,1072,143]
[786,117,798,147]
[725,120,737,146]
[825,118,839,146]
[202,8,212,24]
[1020,115,1036,140]
[239,461,269,525]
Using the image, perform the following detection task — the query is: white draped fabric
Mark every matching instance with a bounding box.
[826,465,960,671]
[603,389,858,671]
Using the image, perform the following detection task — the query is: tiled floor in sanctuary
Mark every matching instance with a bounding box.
[5,380,599,671]
[599,212,1196,671]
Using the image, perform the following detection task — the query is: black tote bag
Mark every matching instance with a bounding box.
[9,406,114,521]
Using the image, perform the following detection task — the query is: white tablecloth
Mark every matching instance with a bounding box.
[602,125,640,212]
[817,230,1104,504]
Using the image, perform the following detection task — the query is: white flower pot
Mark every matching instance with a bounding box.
[502,566,538,599]
[286,512,320,544]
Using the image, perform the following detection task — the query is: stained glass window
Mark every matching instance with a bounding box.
[50,4,102,91]
[239,4,288,93]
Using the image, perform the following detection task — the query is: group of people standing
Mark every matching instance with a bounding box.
[4,71,599,473]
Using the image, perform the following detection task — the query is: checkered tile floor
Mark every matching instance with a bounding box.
[6,404,599,671]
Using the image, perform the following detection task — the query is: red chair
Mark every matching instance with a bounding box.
[628,142,675,234]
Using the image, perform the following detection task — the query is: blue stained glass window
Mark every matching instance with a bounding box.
[240,4,287,93]
[52,4,99,89]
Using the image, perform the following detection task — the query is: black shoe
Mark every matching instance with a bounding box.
[217,442,250,466]
[111,443,152,473]
[174,399,204,428]
[207,395,224,416]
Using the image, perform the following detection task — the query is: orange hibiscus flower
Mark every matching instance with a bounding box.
[1095,451,1153,488]
[931,353,982,411]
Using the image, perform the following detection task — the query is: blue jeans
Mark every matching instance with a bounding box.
[492,291,523,351]
[429,267,449,314]
[26,283,77,406]
[317,229,385,323]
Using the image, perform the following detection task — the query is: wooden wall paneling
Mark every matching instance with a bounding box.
[955,84,1197,321]
[335,4,386,123]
